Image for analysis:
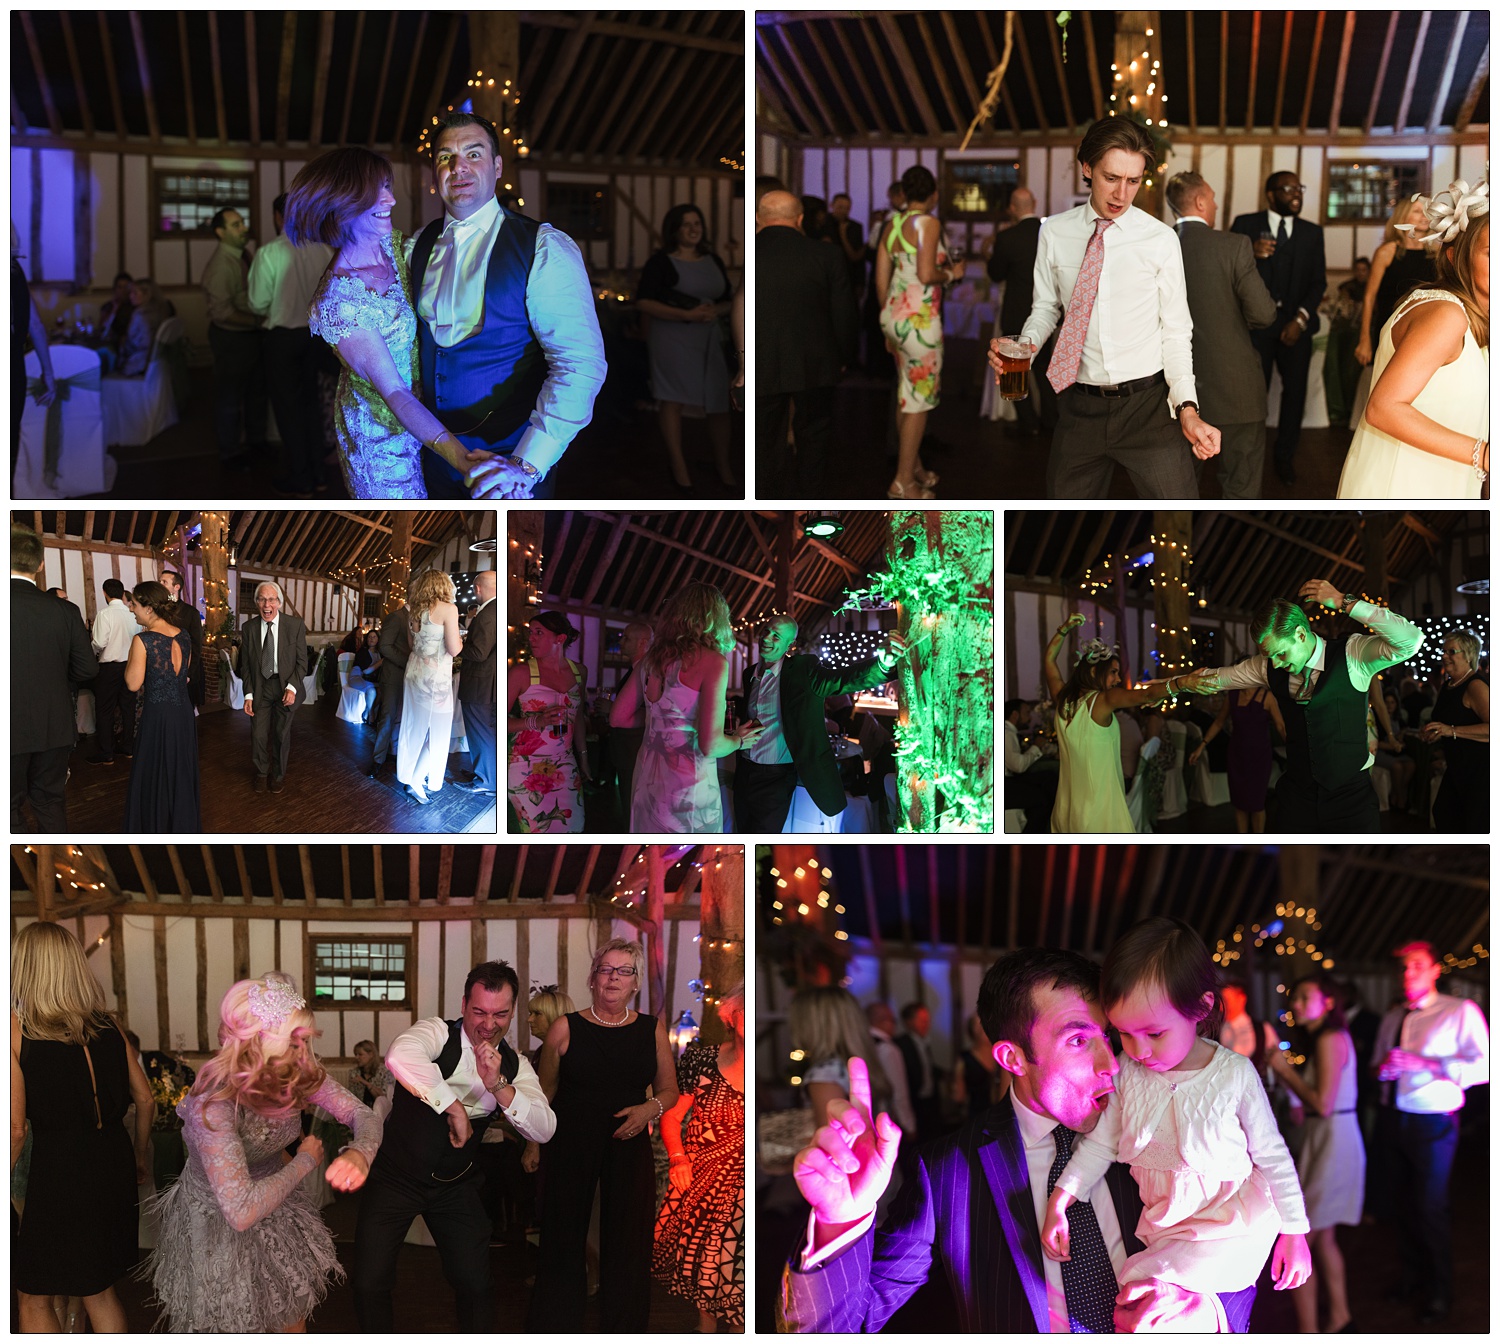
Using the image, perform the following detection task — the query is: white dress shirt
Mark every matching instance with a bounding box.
[92,598,141,662]
[244,617,298,701]
[247,234,335,329]
[412,197,607,476]
[1260,211,1310,320]
[1021,202,1198,414]
[386,1015,556,1143]
[1373,991,1489,1114]
[747,657,795,765]
[1201,603,1423,769]
[1005,720,1043,776]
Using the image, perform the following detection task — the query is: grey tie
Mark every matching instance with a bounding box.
[262,620,277,678]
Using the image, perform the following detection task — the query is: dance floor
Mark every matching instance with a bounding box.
[102,384,746,502]
[59,695,495,835]
[791,337,1359,501]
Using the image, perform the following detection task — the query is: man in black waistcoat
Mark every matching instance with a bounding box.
[737,617,911,833]
[1189,579,1423,832]
[409,112,606,502]
[352,960,555,1331]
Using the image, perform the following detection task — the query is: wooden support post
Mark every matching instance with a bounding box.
[645,846,667,1018]
[109,911,128,1029]
[1113,11,1164,215]
[387,510,413,614]
[699,845,745,1048]
[154,915,171,1049]
[467,12,523,130]
[1152,511,1193,686]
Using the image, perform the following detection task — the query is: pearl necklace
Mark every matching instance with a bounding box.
[588,1005,630,1027]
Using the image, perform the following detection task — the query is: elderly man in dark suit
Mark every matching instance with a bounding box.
[755,190,859,495]
[986,188,1057,435]
[1230,172,1328,486]
[737,616,909,833]
[456,569,497,795]
[367,602,411,781]
[1168,173,1279,499]
[11,523,98,830]
[236,580,308,793]
[780,949,1257,1333]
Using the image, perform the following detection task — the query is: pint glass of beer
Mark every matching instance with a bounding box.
[996,336,1033,401]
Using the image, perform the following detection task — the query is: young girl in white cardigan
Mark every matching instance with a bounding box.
[1042,917,1312,1312]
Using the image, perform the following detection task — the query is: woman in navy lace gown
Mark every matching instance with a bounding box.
[123,579,199,830]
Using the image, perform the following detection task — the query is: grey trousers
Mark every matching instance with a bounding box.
[1205,420,1268,500]
[1045,379,1199,499]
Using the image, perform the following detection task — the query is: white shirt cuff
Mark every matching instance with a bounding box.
[799,1208,876,1271]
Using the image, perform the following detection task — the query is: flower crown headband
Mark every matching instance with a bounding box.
[246,976,306,1032]
[1075,638,1119,667]
[1396,171,1489,246]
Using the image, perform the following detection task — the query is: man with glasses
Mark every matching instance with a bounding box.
[1231,173,1328,486]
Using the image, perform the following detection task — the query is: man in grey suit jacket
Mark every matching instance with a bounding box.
[235,580,308,792]
[1167,174,1278,499]
[368,603,411,780]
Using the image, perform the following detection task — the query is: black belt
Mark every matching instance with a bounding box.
[1075,370,1166,399]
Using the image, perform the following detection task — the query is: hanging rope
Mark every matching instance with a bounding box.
[960,10,1016,151]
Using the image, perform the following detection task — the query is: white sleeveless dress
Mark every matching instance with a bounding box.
[1336,289,1488,498]
[630,660,722,833]
[396,608,454,794]
[1051,692,1133,833]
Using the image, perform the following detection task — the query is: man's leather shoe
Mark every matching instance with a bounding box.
[366,761,388,779]
[1274,459,1297,486]
[269,777,285,794]
[1419,1299,1450,1324]
[453,779,496,795]
[86,752,115,765]
[253,775,267,793]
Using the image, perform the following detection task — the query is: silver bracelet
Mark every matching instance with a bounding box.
[1473,439,1487,482]
[648,1096,664,1121]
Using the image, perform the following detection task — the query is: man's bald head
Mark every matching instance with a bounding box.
[756,190,804,232]
[1010,187,1037,219]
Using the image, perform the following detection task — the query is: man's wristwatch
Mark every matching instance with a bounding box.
[511,456,541,481]
[1339,592,1359,615]
[1178,400,1199,416]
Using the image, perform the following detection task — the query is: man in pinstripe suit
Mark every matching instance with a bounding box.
[780,949,1259,1333]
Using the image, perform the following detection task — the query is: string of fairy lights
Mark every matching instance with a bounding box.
[200,511,231,646]
[1405,615,1490,678]
[507,534,546,666]
[415,70,528,209]
[766,860,850,943]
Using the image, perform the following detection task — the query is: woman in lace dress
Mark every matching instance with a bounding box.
[123,579,199,831]
[285,148,491,499]
[147,974,381,1332]
[396,567,463,805]
[609,582,761,833]
[653,987,746,1331]
[1338,178,1489,499]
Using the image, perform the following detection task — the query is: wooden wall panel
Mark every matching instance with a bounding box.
[122,915,159,1047]
[90,152,119,282]
[416,921,441,1018]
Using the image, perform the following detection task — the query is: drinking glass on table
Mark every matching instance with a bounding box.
[994,335,1035,401]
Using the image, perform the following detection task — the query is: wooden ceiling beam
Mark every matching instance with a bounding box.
[58,12,94,138]
[308,11,337,149]
[756,26,827,137]
[1244,12,1262,134]
[336,13,367,150]
[11,91,29,135]
[581,515,630,606]
[681,62,744,166]
[1428,11,1472,133]
[1010,13,1050,135]
[1044,10,1076,133]
[863,16,917,135]
[912,12,965,132]
[1218,13,1228,133]
[974,10,1019,135]
[207,13,228,144]
[1394,12,1433,135]
[244,13,261,148]
[657,51,728,164]
[1364,12,1402,136]
[817,19,887,137]
[877,14,943,136]
[1270,12,1293,133]
[367,13,399,147]
[18,13,63,137]
[273,11,298,146]
[1081,11,1105,124]
[391,14,430,151]
[1296,11,1327,135]
[175,14,196,144]
[527,14,595,147]
[521,13,742,57]
[97,13,128,138]
[1185,13,1198,134]
[1453,41,1489,132]
[584,18,667,159]
[603,23,693,160]
[1327,12,1355,133]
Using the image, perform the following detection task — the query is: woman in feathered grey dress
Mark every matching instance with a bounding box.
[146,974,383,1332]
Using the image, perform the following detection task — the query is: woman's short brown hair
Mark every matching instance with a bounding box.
[284,148,394,250]
[1076,118,1156,174]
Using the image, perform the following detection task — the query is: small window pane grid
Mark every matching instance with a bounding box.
[309,937,410,1008]
[943,160,1022,217]
[236,578,259,615]
[363,594,380,620]
[547,183,613,240]
[1325,162,1426,225]
[154,171,253,238]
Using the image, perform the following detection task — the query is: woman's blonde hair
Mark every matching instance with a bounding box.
[409,567,456,613]
[588,937,645,990]
[1385,195,1439,252]
[643,581,733,680]
[11,922,111,1046]
[788,986,891,1105]
[528,986,577,1034]
[129,277,170,328]
[1431,216,1489,349]
[191,974,326,1122]
[1444,627,1483,669]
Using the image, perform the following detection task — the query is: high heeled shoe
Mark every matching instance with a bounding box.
[405,785,430,806]
[886,479,937,500]
[915,466,940,487]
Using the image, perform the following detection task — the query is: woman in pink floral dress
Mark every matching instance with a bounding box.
[876,164,965,500]
[507,611,588,832]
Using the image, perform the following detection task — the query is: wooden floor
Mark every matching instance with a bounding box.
[101,384,746,502]
[771,337,1359,501]
[56,693,495,835]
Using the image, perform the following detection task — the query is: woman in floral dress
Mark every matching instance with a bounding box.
[876,163,965,500]
[651,988,745,1331]
[507,611,588,832]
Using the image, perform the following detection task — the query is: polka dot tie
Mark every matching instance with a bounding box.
[1048,1124,1119,1333]
[1048,218,1114,394]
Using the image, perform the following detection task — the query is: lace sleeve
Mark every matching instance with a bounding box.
[309,275,385,346]
[185,1098,317,1233]
[307,1076,384,1164]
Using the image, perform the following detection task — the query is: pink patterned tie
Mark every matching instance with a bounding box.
[1048,217,1114,393]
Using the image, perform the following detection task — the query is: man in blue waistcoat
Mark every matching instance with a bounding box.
[409,112,606,499]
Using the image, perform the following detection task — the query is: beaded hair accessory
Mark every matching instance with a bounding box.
[1075,638,1119,666]
[1397,172,1489,246]
[247,976,306,1032]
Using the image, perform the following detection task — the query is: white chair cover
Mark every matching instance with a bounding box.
[1158,721,1189,820]
[1127,736,1163,832]
[303,648,323,704]
[336,652,369,724]
[1004,807,1028,834]
[785,785,843,833]
[220,650,245,709]
[101,316,183,447]
[16,346,111,497]
[75,687,97,735]
[1267,333,1330,429]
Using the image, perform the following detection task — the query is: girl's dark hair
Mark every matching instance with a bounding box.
[901,165,938,205]
[1056,654,1119,718]
[1290,973,1347,1040]
[1102,916,1221,1039]
[530,610,579,646]
[130,579,175,621]
[662,203,710,256]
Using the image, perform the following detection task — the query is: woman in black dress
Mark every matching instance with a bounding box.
[529,939,678,1331]
[1421,628,1488,831]
[123,579,200,831]
[11,921,155,1331]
